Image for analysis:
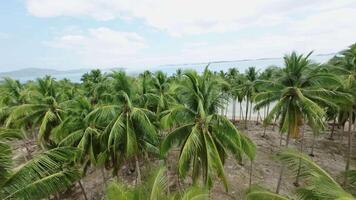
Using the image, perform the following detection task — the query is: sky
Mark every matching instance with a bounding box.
[0,0,355,72]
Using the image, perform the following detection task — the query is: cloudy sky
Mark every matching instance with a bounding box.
[0,0,355,72]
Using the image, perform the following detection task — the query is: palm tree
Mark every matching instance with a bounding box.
[0,78,27,125]
[0,146,81,200]
[105,166,208,200]
[247,149,356,200]
[89,71,158,183]
[161,68,256,191]
[329,43,356,186]
[227,68,239,121]
[239,67,258,129]
[81,69,108,105]
[6,76,64,145]
[254,52,340,193]
[277,149,355,199]
[56,96,105,198]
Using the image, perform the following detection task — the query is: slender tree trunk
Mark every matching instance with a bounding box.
[294,123,306,187]
[240,101,244,122]
[276,132,290,194]
[262,104,270,138]
[329,118,336,140]
[256,110,260,125]
[245,98,249,129]
[249,101,253,121]
[309,134,316,157]
[225,101,229,117]
[263,106,267,121]
[78,180,88,200]
[272,117,277,131]
[135,156,142,185]
[101,167,106,187]
[249,161,253,188]
[343,113,353,186]
[165,159,170,195]
[232,98,236,121]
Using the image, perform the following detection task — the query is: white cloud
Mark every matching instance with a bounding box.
[33,0,356,69]
[46,27,146,66]
[27,0,356,36]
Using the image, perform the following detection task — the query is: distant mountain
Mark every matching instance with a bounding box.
[0,67,126,81]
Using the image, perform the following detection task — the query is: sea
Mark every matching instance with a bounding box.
[6,54,334,83]
[2,54,335,119]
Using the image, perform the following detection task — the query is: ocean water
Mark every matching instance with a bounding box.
[6,54,334,118]
[13,54,334,83]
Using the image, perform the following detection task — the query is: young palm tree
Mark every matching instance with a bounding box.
[276,149,355,200]
[247,149,356,200]
[254,52,340,193]
[105,166,208,200]
[161,69,256,191]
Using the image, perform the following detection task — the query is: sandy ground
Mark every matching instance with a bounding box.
[11,121,356,200]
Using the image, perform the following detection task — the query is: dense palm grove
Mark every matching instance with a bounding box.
[0,44,355,200]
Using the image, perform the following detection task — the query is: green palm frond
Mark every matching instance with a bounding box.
[276,149,355,199]
[1,147,80,200]
[246,187,290,200]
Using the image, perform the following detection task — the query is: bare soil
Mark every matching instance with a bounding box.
[11,121,356,200]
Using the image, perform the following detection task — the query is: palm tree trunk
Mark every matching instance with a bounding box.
[249,161,253,188]
[232,98,236,121]
[263,106,266,121]
[249,101,253,121]
[272,117,277,131]
[245,98,249,129]
[329,118,336,140]
[135,155,142,185]
[343,112,353,186]
[309,134,316,157]
[294,123,305,187]
[240,101,244,122]
[101,167,106,187]
[78,180,88,200]
[276,132,290,194]
[165,159,170,195]
[225,101,228,117]
[256,110,260,125]
[262,104,270,138]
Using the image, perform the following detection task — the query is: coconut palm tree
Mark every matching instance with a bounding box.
[227,68,239,121]
[254,52,340,193]
[239,67,259,129]
[0,146,81,200]
[6,76,64,145]
[277,149,355,199]
[247,149,356,200]
[160,68,256,191]
[89,71,158,183]
[0,78,27,125]
[329,43,356,186]
[81,69,108,105]
[106,166,208,200]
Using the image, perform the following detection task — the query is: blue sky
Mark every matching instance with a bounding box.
[0,0,355,72]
